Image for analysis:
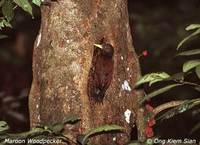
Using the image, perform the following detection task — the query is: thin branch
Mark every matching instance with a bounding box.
[182,81,200,87]
[173,80,200,87]
[153,100,186,116]
[13,5,18,10]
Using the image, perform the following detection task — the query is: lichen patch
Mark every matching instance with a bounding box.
[122,80,131,91]
[124,109,131,123]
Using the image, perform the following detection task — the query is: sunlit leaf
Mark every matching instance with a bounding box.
[32,0,41,6]
[0,121,9,133]
[13,0,33,16]
[140,84,181,104]
[77,125,124,145]
[2,0,14,21]
[186,24,200,31]
[195,65,200,79]
[149,78,164,86]
[135,72,170,87]
[183,60,200,72]
[0,19,12,29]
[177,49,200,56]
[3,20,11,27]
[177,29,200,49]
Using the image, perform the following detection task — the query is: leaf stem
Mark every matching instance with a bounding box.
[153,100,187,116]
[174,80,200,87]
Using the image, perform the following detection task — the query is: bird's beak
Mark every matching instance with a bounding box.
[94,44,103,49]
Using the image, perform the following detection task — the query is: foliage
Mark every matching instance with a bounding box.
[157,98,200,121]
[32,0,41,6]
[135,72,170,87]
[0,115,80,144]
[177,24,200,49]
[0,0,199,143]
[0,115,124,145]
[0,0,42,38]
[77,125,124,145]
[0,121,9,132]
[136,24,200,137]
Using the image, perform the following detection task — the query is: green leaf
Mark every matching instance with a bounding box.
[186,24,200,31]
[77,125,124,145]
[32,0,41,6]
[0,19,12,29]
[0,121,9,133]
[149,79,163,86]
[13,0,33,16]
[177,29,200,49]
[62,114,80,124]
[135,72,170,87]
[177,49,200,56]
[183,59,200,72]
[157,98,200,121]
[3,20,12,27]
[140,84,181,104]
[195,65,200,79]
[2,0,14,21]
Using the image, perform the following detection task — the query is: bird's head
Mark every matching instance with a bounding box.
[94,43,114,58]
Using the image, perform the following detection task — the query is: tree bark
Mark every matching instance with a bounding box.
[29,0,142,144]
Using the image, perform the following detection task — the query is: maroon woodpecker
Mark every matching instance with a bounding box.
[87,42,114,102]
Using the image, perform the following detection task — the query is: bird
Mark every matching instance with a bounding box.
[87,41,114,103]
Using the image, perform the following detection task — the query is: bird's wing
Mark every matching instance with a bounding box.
[87,48,101,98]
[101,60,114,91]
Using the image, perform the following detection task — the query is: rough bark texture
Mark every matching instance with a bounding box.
[29,0,142,144]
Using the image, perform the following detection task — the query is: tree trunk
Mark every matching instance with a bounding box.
[29,0,142,144]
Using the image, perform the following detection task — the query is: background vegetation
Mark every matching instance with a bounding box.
[0,0,199,142]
